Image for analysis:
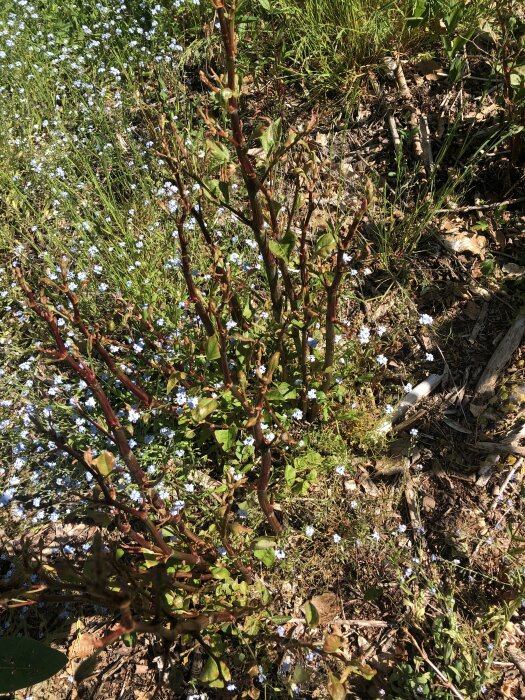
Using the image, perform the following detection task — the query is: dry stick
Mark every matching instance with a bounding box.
[473,442,525,457]
[407,632,466,700]
[470,305,525,416]
[490,457,524,511]
[419,114,434,172]
[386,56,423,162]
[436,196,525,214]
[386,111,401,156]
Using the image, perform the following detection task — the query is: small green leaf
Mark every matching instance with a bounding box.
[254,548,276,566]
[206,334,221,361]
[260,117,281,155]
[206,139,230,165]
[93,450,115,477]
[303,600,319,627]
[215,426,238,451]
[210,566,232,580]
[167,371,187,394]
[0,637,68,693]
[314,231,337,258]
[258,0,271,10]
[191,397,218,423]
[268,229,296,261]
[327,671,346,700]
[284,463,296,486]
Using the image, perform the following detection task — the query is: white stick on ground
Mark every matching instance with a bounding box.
[374,374,443,437]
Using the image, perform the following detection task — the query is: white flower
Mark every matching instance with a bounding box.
[128,408,140,423]
[398,524,407,533]
[371,530,380,541]
[335,465,345,475]
[425,352,434,362]
[265,431,276,443]
[305,525,315,537]
[307,388,317,400]
[333,533,342,544]
[244,436,255,447]
[377,325,386,337]
[292,408,303,420]
[419,313,433,326]
[410,428,418,437]
[404,382,413,392]
[275,549,286,560]
[358,326,370,344]
[384,404,394,414]
[376,354,388,366]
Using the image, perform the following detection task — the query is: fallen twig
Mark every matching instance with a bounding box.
[407,632,466,700]
[472,442,525,457]
[470,306,525,416]
[490,457,524,510]
[436,196,525,214]
[375,374,443,436]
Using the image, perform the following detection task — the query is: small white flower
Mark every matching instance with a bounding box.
[292,408,303,420]
[305,525,315,537]
[358,326,370,344]
[425,352,434,362]
[377,325,387,337]
[128,408,140,423]
[275,549,286,560]
[307,388,317,400]
[376,354,388,366]
[404,382,413,392]
[335,465,345,475]
[333,533,342,544]
[419,313,433,326]
[384,404,394,414]
[410,428,418,437]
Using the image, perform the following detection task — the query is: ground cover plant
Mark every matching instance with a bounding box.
[1,0,525,698]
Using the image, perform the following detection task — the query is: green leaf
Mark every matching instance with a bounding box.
[215,426,238,451]
[268,229,296,261]
[199,657,231,687]
[327,671,346,700]
[303,600,319,627]
[206,334,221,361]
[284,463,296,486]
[314,231,337,257]
[93,450,115,477]
[191,397,218,423]
[0,637,68,693]
[254,548,275,566]
[294,451,323,471]
[167,371,187,394]
[206,139,230,165]
[199,656,220,683]
[210,566,232,580]
[260,117,281,155]
[258,0,271,10]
